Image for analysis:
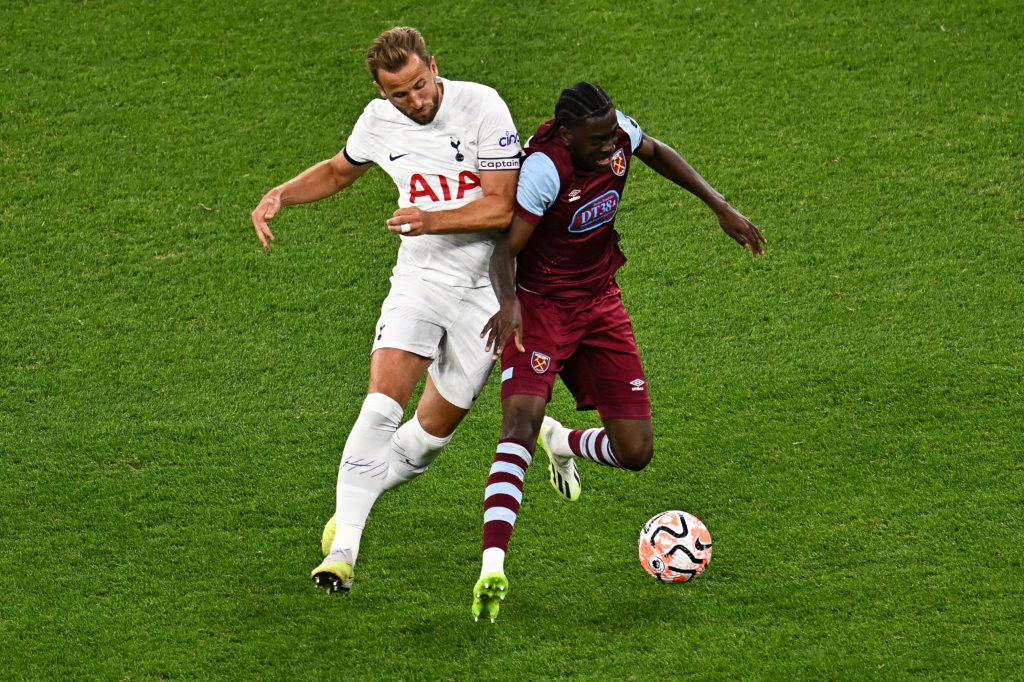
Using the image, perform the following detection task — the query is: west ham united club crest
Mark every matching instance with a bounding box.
[531,351,551,374]
[610,148,626,176]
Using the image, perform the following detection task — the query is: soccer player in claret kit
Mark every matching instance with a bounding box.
[251,27,521,595]
[471,82,765,621]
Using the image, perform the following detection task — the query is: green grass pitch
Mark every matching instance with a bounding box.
[2,0,1022,679]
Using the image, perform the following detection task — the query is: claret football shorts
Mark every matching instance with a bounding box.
[500,286,651,421]
[372,274,498,409]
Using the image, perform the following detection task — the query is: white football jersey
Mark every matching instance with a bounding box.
[344,78,522,287]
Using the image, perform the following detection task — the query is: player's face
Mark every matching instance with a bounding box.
[375,54,442,125]
[561,110,619,172]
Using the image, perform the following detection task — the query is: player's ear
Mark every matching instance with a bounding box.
[558,126,573,147]
[428,56,438,77]
[373,81,387,98]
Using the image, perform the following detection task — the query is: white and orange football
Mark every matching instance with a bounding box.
[638,510,712,582]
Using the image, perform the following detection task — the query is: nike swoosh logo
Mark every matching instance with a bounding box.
[389,152,408,161]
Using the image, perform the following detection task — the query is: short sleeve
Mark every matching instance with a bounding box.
[616,110,643,152]
[342,109,374,165]
[515,152,559,221]
[475,89,522,171]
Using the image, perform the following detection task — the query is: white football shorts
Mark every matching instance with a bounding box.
[371,274,499,409]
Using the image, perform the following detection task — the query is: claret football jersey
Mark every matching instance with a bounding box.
[344,78,522,287]
[514,110,642,297]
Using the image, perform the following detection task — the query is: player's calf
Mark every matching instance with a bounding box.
[583,419,654,471]
[383,415,452,491]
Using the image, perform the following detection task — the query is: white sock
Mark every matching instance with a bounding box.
[382,414,452,491]
[331,393,404,562]
[480,547,506,578]
[546,419,572,456]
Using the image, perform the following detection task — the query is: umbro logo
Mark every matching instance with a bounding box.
[630,378,646,392]
[389,152,409,161]
[567,189,582,202]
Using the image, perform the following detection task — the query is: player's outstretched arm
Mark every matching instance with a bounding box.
[252,151,372,249]
[386,169,517,236]
[480,215,534,358]
[634,134,766,257]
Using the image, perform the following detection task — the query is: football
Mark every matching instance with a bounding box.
[638,510,713,582]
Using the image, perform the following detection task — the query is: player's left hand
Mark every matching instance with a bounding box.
[480,300,524,360]
[717,205,766,257]
[386,207,434,236]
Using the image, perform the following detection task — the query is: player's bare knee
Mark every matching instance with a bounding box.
[619,443,653,471]
[499,415,542,444]
[499,399,545,443]
[416,410,460,439]
[607,423,653,471]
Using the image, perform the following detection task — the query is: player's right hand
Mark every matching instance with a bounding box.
[716,204,766,257]
[480,300,525,360]
[252,191,281,249]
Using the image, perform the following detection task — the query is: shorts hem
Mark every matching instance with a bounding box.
[593,402,652,421]
[500,383,551,403]
[428,365,477,411]
[371,341,437,361]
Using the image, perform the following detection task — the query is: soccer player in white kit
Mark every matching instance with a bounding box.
[251,27,522,594]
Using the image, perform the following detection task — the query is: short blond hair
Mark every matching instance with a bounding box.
[366,27,430,81]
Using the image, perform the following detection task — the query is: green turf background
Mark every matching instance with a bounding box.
[2,0,1022,679]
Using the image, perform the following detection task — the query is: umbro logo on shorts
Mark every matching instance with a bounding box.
[630,378,646,392]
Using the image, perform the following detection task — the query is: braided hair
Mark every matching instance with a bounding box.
[535,82,615,142]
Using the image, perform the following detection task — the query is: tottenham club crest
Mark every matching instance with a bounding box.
[610,148,627,176]
[531,351,551,374]
[450,137,464,162]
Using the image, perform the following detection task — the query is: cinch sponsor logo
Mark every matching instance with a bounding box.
[569,190,620,233]
[499,131,520,148]
[479,157,521,170]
